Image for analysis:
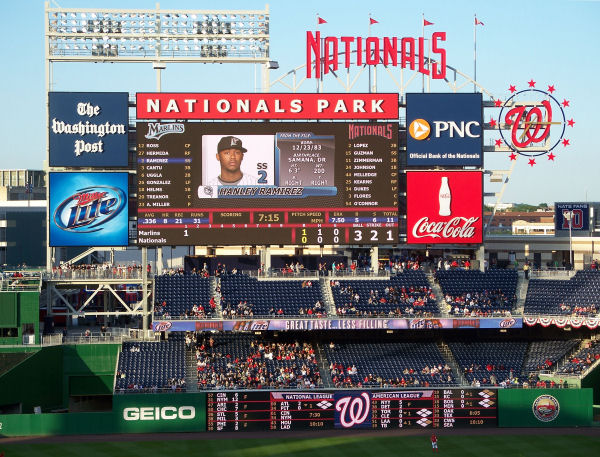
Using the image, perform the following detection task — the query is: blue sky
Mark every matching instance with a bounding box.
[1,0,598,204]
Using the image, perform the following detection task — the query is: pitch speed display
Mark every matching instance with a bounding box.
[136,122,398,245]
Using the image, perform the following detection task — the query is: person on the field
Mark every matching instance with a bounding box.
[431,433,438,452]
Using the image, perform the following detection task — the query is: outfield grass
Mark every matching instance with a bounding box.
[2,434,600,457]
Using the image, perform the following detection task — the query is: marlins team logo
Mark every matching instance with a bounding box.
[409,118,431,140]
[532,394,560,422]
[145,122,185,140]
[53,185,127,233]
[492,80,573,166]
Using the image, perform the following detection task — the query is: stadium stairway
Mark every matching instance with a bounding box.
[437,340,467,385]
[319,277,336,316]
[210,276,223,318]
[185,346,199,392]
[427,273,447,315]
[315,342,334,388]
[514,272,529,315]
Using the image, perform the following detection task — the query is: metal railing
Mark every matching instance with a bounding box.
[45,268,147,281]
[530,269,576,279]
[42,328,156,346]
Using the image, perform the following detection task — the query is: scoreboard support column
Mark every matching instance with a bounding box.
[371,246,379,273]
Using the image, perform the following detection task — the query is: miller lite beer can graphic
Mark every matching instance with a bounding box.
[406,171,482,244]
[439,176,451,216]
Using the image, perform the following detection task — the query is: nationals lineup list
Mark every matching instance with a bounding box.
[137,122,398,245]
[206,389,497,431]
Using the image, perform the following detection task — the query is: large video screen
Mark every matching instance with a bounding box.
[137,122,398,245]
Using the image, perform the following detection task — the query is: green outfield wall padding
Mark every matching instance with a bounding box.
[0,344,120,412]
[0,393,207,437]
[0,346,63,413]
[498,388,593,427]
[0,293,17,327]
[581,364,600,405]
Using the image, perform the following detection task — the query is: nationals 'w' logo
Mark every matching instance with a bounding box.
[334,392,371,428]
[491,81,574,166]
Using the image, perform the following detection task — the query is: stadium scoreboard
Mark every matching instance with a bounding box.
[137,122,398,246]
[206,389,497,431]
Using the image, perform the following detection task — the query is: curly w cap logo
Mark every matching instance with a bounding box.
[409,119,431,140]
[334,392,372,428]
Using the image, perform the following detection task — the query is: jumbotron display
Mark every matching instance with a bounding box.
[207,389,497,431]
[137,122,398,245]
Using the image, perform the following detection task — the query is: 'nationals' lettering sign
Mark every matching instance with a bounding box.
[136,93,399,120]
[306,31,447,79]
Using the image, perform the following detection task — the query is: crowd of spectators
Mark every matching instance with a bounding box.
[332,281,436,317]
[558,303,598,316]
[558,339,600,375]
[298,300,327,317]
[51,262,146,279]
[445,290,514,317]
[192,334,322,389]
[329,361,454,388]
[222,300,255,318]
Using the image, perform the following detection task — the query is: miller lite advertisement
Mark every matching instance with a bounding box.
[49,172,129,247]
[49,92,129,167]
[406,93,482,166]
[406,171,482,244]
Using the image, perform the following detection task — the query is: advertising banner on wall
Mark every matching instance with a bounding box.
[152,317,521,332]
[49,92,128,167]
[49,172,129,247]
[113,393,206,433]
[406,93,482,166]
[406,171,483,244]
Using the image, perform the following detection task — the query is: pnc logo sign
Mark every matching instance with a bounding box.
[406,93,483,166]
[409,119,480,140]
[409,119,430,140]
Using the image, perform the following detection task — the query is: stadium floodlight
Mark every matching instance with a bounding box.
[45,4,270,63]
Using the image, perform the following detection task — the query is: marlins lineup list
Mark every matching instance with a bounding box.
[137,122,398,245]
[206,389,497,431]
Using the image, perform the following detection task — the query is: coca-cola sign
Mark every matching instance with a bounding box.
[406,171,482,244]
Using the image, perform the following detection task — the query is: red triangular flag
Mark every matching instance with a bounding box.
[423,19,434,26]
[318,17,327,24]
[475,17,484,26]
[370,18,378,25]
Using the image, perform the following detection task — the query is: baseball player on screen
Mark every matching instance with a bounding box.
[207,136,257,185]
[431,433,439,452]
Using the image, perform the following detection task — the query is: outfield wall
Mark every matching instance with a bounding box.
[0,389,592,437]
[498,389,593,427]
[0,344,119,412]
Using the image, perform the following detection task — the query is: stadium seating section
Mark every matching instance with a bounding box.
[219,274,325,316]
[324,340,454,387]
[435,270,518,316]
[115,334,186,391]
[154,274,213,318]
[193,333,323,389]
[521,339,580,373]
[524,270,600,316]
[330,270,439,316]
[448,341,528,386]
[557,339,600,375]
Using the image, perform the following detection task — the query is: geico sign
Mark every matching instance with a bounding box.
[409,119,480,140]
[123,406,195,421]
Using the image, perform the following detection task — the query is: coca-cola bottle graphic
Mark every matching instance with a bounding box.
[439,176,451,216]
